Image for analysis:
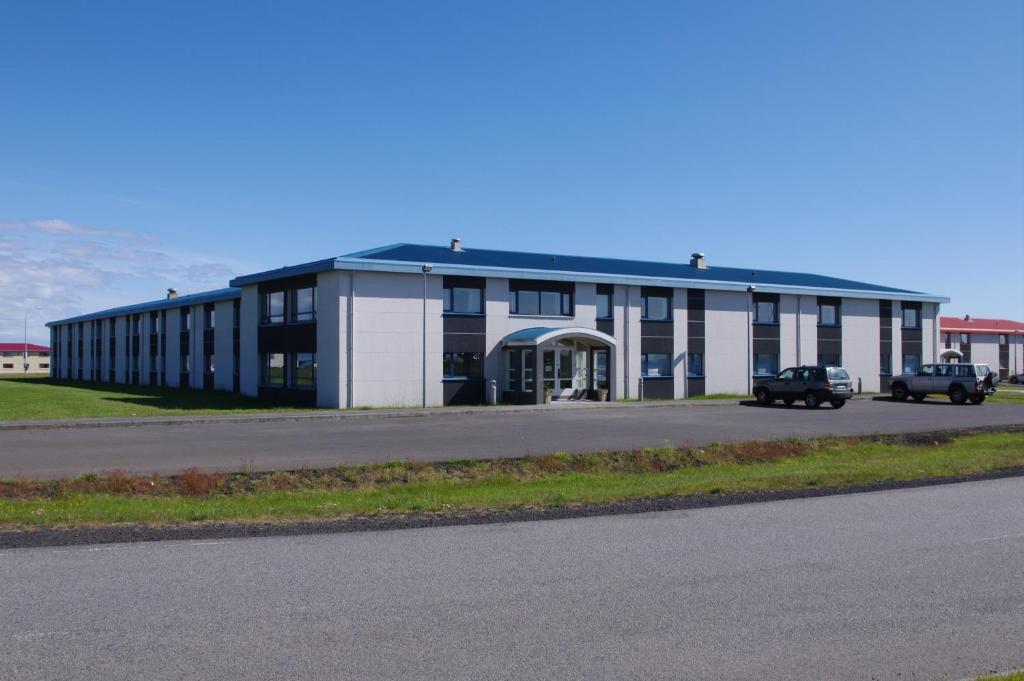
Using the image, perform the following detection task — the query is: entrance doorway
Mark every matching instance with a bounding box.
[542,340,599,399]
[499,327,616,404]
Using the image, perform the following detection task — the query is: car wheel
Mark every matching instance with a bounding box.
[804,391,821,409]
[891,383,910,401]
[830,399,846,409]
[911,393,926,402]
[782,398,795,406]
[949,386,968,405]
[755,387,772,406]
[1011,376,1020,384]
[969,394,986,405]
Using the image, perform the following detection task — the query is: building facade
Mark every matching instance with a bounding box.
[939,316,1024,379]
[47,241,948,406]
[0,343,50,374]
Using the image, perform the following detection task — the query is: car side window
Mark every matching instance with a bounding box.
[918,365,935,377]
[778,369,795,380]
[795,369,809,381]
[935,365,951,377]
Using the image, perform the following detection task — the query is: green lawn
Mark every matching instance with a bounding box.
[0,375,319,420]
[2,431,1022,528]
[973,672,1024,681]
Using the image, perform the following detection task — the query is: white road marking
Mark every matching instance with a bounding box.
[977,532,1024,542]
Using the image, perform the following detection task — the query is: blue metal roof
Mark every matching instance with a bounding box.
[47,288,240,326]
[351,243,924,295]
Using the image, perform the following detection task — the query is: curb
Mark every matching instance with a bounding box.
[0,395,881,432]
[4,464,1024,550]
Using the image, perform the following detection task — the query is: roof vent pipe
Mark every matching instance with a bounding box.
[450,238,462,252]
[689,252,707,269]
[166,288,178,300]
[964,314,971,321]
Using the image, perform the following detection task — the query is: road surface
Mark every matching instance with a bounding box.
[1,398,1021,477]
[3,477,1023,680]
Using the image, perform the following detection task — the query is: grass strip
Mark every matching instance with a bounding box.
[974,672,1024,681]
[0,375,318,420]
[2,431,1023,529]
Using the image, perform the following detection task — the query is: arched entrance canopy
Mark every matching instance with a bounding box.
[940,349,964,363]
[499,327,616,404]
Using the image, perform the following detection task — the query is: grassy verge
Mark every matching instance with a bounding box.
[0,375,320,420]
[990,389,1024,404]
[974,672,1024,681]
[2,431,1023,529]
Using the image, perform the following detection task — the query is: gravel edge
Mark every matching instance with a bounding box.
[4,465,1024,550]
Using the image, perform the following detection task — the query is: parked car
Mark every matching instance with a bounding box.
[889,363,998,405]
[1010,372,1024,385]
[754,365,853,409]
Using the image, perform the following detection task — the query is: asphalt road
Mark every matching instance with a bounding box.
[3,478,1023,680]
[1,399,1022,477]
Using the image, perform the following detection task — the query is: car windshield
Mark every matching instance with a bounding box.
[826,367,850,380]
[975,364,991,377]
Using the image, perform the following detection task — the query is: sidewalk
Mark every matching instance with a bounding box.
[0,394,883,432]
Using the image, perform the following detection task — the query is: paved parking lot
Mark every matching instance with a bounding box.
[1,398,1021,478]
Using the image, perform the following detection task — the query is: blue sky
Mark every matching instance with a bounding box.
[2,0,1021,344]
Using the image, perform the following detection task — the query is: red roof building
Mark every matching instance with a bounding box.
[940,316,1024,335]
[0,343,50,354]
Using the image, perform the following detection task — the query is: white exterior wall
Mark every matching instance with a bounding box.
[922,303,938,364]
[483,277,511,393]
[1012,334,1024,377]
[214,300,234,391]
[672,288,687,399]
[611,285,626,400]
[316,270,345,409]
[797,295,817,366]
[891,304,903,374]
[704,290,749,395]
[239,286,259,398]
[114,316,127,383]
[842,298,881,392]
[970,333,1002,370]
[779,295,798,369]
[349,271,444,408]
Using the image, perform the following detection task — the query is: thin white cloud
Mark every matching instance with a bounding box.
[0,217,254,344]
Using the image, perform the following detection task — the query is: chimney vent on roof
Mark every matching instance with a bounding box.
[964,314,971,321]
[450,237,462,252]
[689,252,707,269]
[166,288,178,300]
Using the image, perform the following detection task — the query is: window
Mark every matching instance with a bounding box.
[687,352,704,377]
[754,300,776,324]
[291,353,316,388]
[262,291,285,324]
[443,286,482,314]
[261,353,285,386]
[819,353,841,367]
[999,334,1008,345]
[753,353,778,376]
[959,333,970,344]
[596,292,612,320]
[509,284,573,316]
[181,309,191,331]
[443,351,483,379]
[206,308,215,329]
[292,287,316,322]
[641,353,671,377]
[39,363,49,369]
[902,354,920,374]
[1,363,13,369]
[641,293,671,321]
[916,364,935,377]
[880,353,892,375]
[902,307,919,329]
[206,354,215,373]
[818,303,838,326]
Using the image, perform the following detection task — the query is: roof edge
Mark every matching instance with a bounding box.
[46,288,241,327]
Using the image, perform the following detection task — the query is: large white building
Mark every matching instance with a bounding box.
[47,240,949,407]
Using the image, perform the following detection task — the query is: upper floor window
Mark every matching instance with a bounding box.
[596,291,613,320]
[205,307,215,330]
[509,281,573,317]
[754,300,776,324]
[818,302,839,326]
[959,333,970,344]
[443,286,482,315]
[641,288,671,321]
[262,291,285,324]
[181,309,191,331]
[292,287,316,322]
[999,334,1008,345]
[902,307,919,329]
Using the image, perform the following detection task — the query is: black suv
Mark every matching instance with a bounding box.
[754,365,854,409]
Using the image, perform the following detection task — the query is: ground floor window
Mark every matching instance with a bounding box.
[819,353,841,367]
[443,352,483,379]
[261,353,285,386]
[903,354,920,374]
[687,352,704,377]
[292,353,316,388]
[880,353,891,375]
[753,353,778,376]
[641,353,671,378]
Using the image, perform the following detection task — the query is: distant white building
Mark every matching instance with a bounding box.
[940,316,1024,379]
[47,240,949,407]
[0,343,50,374]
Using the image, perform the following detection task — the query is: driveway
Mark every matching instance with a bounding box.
[3,477,1023,680]
[1,398,1021,478]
